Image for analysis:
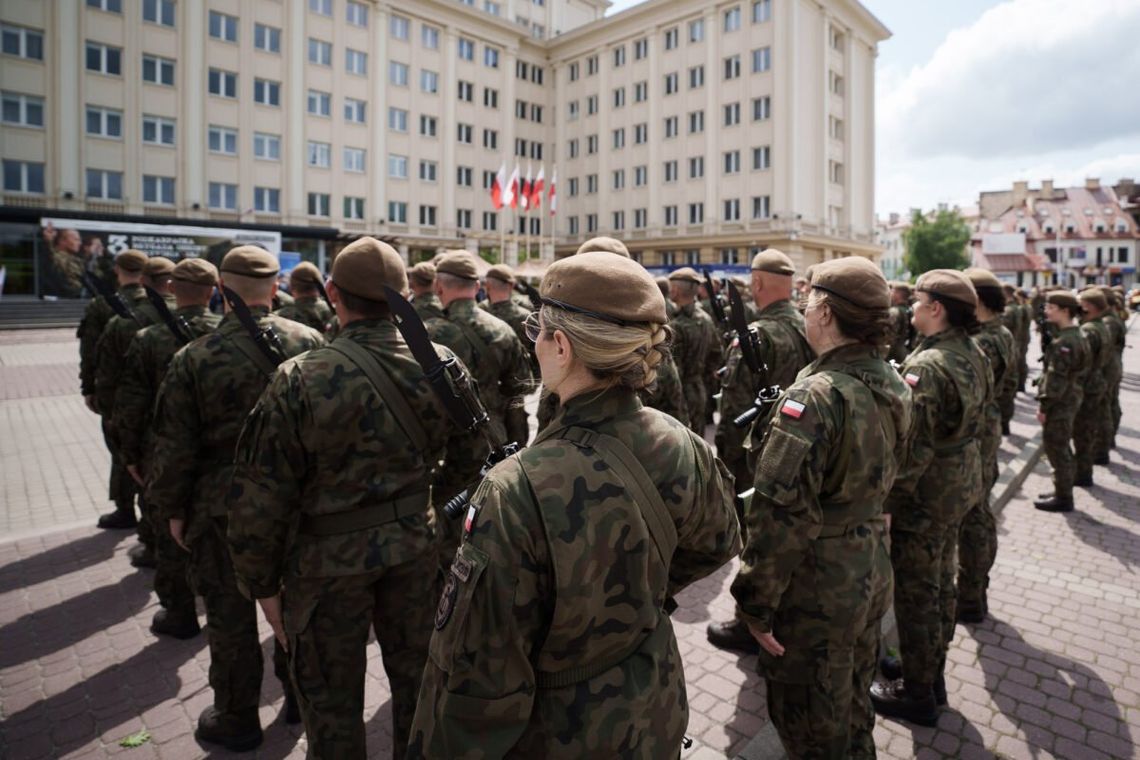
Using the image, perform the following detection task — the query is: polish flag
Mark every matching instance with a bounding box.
[490,163,506,210]
[529,166,545,211]
[520,164,533,212]
[549,169,557,216]
[504,164,520,209]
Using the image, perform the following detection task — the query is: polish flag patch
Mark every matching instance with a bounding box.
[464,505,477,534]
[904,372,920,387]
[781,399,806,419]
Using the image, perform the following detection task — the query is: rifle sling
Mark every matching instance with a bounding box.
[225,333,279,377]
[328,341,430,453]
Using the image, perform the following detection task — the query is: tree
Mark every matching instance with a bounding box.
[903,208,971,276]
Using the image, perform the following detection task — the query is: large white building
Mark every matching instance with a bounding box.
[0,0,889,297]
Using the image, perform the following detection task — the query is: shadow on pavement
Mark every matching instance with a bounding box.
[1062,511,1139,571]
[0,530,131,595]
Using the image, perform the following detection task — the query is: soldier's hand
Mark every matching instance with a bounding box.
[83,394,98,414]
[169,518,189,552]
[1036,410,1046,424]
[746,622,785,657]
[258,595,288,652]
[126,464,144,487]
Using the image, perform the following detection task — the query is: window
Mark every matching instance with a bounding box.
[254,187,280,213]
[254,132,280,160]
[753,0,771,23]
[688,203,704,224]
[752,145,771,170]
[724,55,741,80]
[829,160,845,185]
[689,19,704,42]
[664,116,678,138]
[456,208,472,229]
[482,211,498,231]
[568,217,579,235]
[209,11,237,41]
[613,46,626,67]
[421,69,439,93]
[254,78,280,106]
[587,174,598,193]
[307,89,331,116]
[568,177,579,197]
[347,1,369,27]
[87,0,121,12]
[388,201,408,223]
[515,99,527,119]
[87,42,122,75]
[86,169,123,199]
[665,72,679,95]
[568,138,579,159]
[633,82,649,104]
[688,110,705,133]
[664,27,678,50]
[634,123,648,144]
[569,62,582,83]
[612,211,625,231]
[587,95,598,115]
[344,97,366,123]
[587,214,597,233]
[514,138,527,157]
[142,175,175,204]
[689,156,704,179]
[144,0,175,27]
[530,142,543,161]
[422,25,439,49]
[752,195,771,219]
[457,123,473,144]
[724,102,741,127]
[419,205,437,226]
[346,49,367,75]
[254,24,281,53]
[689,65,704,89]
[389,154,408,178]
[664,160,678,182]
[829,115,844,140]
[724,150,740,174]
[613,169,625,190]
[310,0,332,16]
[457,166,473,187]
[2,93,44,128]
[472,129,493,151]
[142,54,175,86]
[614,87,626,108]
[752,47,771,73]
[587,55,598,75]
[634,165,648,187]
[344,147,366,173]
[2,24,44,60]
[143,115,177,146]
[634,38,648,60]
[210,177,249,209]
[724,198,741,221]
[829,70,844,95]
[308,192,331,216]
[309,38,332,65]
[389,61,409,86]
[484,46,500,68]
[458,37,475,61]
[209,68,237,98]
[664,205,678,226]
[458,81,474,102]
[3,160,45,193]
[753,95,771,121]
[724,6,741,31]
[85,106,122,138]
[420,115,437,137]
[567,100,579,121]
[830,25,845,51]
[390,15,410,39]
[634,208,647,229]
[587,135,598,154]
[419,160,438,183]
[307,141,331,168]
[484,87,499,108]
[345,197,365,220]
[485,0,501,16]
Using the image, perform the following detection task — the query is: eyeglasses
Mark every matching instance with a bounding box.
[523,311,543,343]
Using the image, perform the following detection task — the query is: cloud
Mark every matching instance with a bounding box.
[880,0,1140,160]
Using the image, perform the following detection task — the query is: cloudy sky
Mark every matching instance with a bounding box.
[606,0,1140,216]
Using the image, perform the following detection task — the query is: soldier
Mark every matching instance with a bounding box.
[426,251,533,449]
[791,275,810,310]
[1099,287,1126,451]
[227,238,483,759]
[885,282,914,363]
[732,257,910,758]
[147,246,325,751]
[407,251,741,758]
[957,269,1017,624]
[871,270,991,726]
[1072,288,1112,486]
[408,262,445,322]
[275,262,332,332]
[114,258,221,638]
[668,267,721,434]
[481,265,536,361]
[999,285,1024,431]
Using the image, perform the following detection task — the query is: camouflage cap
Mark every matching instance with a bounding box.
[964,267,1003,291]
[142,256,176,278]
[575,236,630,258]
[1078,287,1108,311]
[750,248,796,276]
[408,261,436,286]
[221,245,279,278]
[436,250,480,281]
[115,249,148,272]
[542,251,667,325]
[289,261,324,286]
[1046,291,1079,310]
[485,264,516,285]
[331,236,406,302]
[811,256,889,310]
[667,267,702,284]
[172,258,218,286]
[916,269,977,308]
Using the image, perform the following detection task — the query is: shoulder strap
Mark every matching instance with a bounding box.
[328,341,430,453]
[452,318,494,363]
[224,333,278,377]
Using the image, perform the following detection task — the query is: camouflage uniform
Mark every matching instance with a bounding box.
[483,296,538,371]
[887,304,912,363]
[671,303,721,434]
[413,293,446,322]
[715,300,813,493]
[148,307,324,727]
[276,296,333,333]
[957,318,1016,616]
[885,327,990,691]
[272,289,295,310]
[1101,309,1125,448]
[1037,325,1090,502]
[1074,316,1110,481]
[228,319,485,759]
[1000,302,1025,424]
[407,388,741,758]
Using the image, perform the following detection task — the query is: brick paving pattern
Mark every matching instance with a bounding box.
[1,324,1137,759]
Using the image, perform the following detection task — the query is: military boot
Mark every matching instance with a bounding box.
[1094,454,1110,466]
[1074,473,1094,488]
[150,608,201,640]
[879,655,902,681]
[957,596,987,624]
[1001,420,1011,436]
[706,619,760,655]
[195,706,262,752]
[282,690,302,725]
[1033,494,1074,512]
[934,673,948,707]
[128,543,157,569]
[97,508,138,530]
[869,679,939,726]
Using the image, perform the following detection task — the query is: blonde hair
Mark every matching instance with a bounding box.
[541,305,672,390]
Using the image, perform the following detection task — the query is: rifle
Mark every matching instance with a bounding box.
[516,280,542,311]
[144,286,193,346]
[382,285,518,520]
[221,286,286,370]
[1035,306,1053,359]
[313,277,334,313]
[702,269,731,338]
[82,271,142,325]
[726,281,782,429]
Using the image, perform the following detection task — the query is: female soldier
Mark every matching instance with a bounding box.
[730,257,912,758]
[407,251,742,758]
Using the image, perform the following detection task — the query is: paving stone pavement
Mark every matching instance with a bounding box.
[1,324,1138,759]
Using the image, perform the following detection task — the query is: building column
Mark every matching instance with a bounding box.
[442,26,458,237]
[504,238,520,267]
[182,0,205,213]
[285,0,306,223]
[54,0,81,200]
[372,7,389,228]
[704,8,718,231]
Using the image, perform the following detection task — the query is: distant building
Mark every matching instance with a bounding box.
[874,211,909,280]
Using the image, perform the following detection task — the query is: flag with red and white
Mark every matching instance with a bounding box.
[520,164,533,212]
[529,166,545,210]
[504,164,520,209]
[549,169,557,216]
[780,398,806,419]
[490,162,506,210]
[904,372,920,387]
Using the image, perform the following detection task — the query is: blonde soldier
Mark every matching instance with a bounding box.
[276,262,333,332]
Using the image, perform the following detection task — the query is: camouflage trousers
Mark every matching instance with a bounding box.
[1017,344,1029,390]
[101,418,137,516]
[714,424,752,509]
[998,386,1017,429]
[1073,391,1107,479]
[956,498,997,613]
[1042,407,1078,500]
[682,378,708,434]
[891,521,958,687]
[151,507,194,615]
[1106,366,1122,445]
[190,519,289,715]
[283,553,438,760]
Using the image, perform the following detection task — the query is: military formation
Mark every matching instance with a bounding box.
[76,236,1130,759]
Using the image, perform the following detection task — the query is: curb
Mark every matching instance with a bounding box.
[733,427,1044,760]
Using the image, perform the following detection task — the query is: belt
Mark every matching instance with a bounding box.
[300,490,431,537]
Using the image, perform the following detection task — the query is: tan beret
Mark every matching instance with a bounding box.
[915,269,977,308]
[115,249,148,272]
[575,236,630,258]
[1046,291,1079,310]
[667,266,702,284]
[221,245,279,278]
[172,258,218,286]
[1078,288,1108,311]
[408,261,436,286]
[542,251,667,324]
[289,261,323,286]
[751,248,795,276]
[143,256,176,278]
[485,264,516,285]
[964,268,1003,291]
[331,236,406,302]
[890,280,913,294]
[1002,283,1016,294]
[435,250,480,281]
[811,257,889,310]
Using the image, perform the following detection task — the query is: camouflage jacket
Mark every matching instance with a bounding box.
[1001,303,1026,349]
[885,327,991,529]
[1016,303,1033,344]
[973,318,1017,477]
[227,319,486,598]
[272,290,295,310]
[483,297,538,373]
[1101,312,1125,385]
[887,303,913,363]
[147,308,325,543]
[731,343,910,672]
[1078,317,1111,399]
[78,292,119,396]
[113,305,221,469]
[275,296,332,333]
[671,303,721,389]
[408,387,740,758]
[1036,325,1089,415]
[413,293,446,322]
[426,299,533,442]
[93,290,175,417]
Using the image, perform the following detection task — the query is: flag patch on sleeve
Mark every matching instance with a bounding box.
[904,372,920,387]
[464,505,477,535]
[780,399,806,419]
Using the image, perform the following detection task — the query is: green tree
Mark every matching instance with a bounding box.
[903,208,971,276]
